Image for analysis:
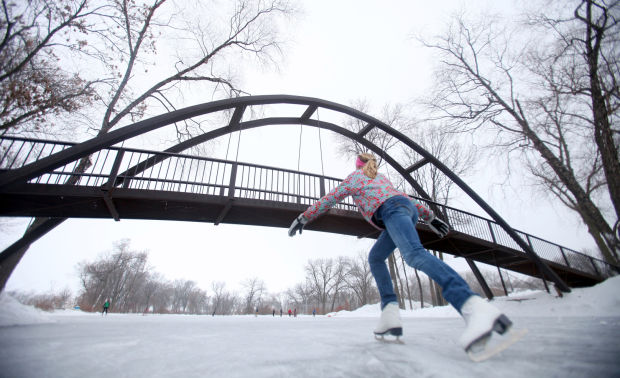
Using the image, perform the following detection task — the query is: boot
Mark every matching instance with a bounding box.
[373,302,402,336]
[459,295,511,351]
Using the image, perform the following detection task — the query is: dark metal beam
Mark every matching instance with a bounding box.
[229,105,246,126]
[358,123,374,137]
[102,193,120,221]
[406,158,429,173]
[466,258,494,299]
[301,105,317,120]
[214,200,233,226]
[458,248,497,258]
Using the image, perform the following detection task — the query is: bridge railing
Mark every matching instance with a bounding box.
[412,198,614,278]
[0,136,615,280]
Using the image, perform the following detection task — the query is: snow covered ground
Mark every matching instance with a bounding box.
[1,277,619,378]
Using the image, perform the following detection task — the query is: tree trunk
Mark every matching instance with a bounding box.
[514,101,618,265]
[0,217,66,292]
[400,254,414,310]
[581,0,620,222]
[387,255,403,308]
[414,269,424,308]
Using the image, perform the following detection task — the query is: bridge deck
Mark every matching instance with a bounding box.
[0,182,604,288]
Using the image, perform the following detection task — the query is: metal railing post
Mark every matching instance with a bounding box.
[227,163,238,198]
[559,246,571,267]
[488,221,497,244]
[589,257,601,277]
[526,234,550,293]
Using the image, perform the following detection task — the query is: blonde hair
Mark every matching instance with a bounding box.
[358,153,378,179]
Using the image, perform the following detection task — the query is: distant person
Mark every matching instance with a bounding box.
[312,308,316,317]
[288,152,514,356]
[272,309,276,317]
[280,309,283,317]
[255,307,259,317]
[294,308,297,317]
[288,309,292,317]
[102,300,110,316]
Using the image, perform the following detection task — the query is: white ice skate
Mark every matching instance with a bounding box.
[459,296,527,362]
[374,302,403,344]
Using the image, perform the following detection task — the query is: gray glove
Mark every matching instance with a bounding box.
[288,214,308,237]
[428,216,450,238]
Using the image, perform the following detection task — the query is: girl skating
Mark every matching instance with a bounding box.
[288,153,522,361]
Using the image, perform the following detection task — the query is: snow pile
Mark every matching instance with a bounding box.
[0,292,54,327]
[327,275,620,318]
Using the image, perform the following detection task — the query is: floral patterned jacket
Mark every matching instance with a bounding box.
[302,169,433,229]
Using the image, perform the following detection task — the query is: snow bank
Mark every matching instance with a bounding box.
[2,276,618,326]
[0,292,54,327]
[328,275,620,318]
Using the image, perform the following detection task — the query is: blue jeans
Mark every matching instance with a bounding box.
[369,196,475,312]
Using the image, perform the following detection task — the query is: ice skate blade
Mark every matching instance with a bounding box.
[374,327,403,337]
[466,328,528,362]
[374,334,405,344]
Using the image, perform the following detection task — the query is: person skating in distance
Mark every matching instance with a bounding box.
[288,153,513,355]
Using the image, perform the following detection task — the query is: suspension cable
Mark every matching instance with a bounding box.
[316,108,325,177]
[224,129,233,161]
[234,125,242,162]
[297,122,303,200]
[297,123,303,172]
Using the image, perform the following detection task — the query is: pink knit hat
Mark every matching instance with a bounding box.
[355,156,366,169]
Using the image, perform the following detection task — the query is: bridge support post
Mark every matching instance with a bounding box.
[215,163,238,225]
[494,255,509,296]
[466,259,494,300]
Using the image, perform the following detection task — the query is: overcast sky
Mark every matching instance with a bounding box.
[0,0,599,297]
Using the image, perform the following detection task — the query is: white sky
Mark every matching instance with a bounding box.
[1,0,601,297]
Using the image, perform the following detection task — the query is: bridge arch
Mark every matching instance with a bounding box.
[0,95,576,292]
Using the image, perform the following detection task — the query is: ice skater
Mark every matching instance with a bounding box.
[288,153,516,359]
[102,299,110,316]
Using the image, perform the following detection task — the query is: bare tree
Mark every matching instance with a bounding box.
[241,277,265,314]
[336,100,412,164]
[304,257,349,314]
[345,251,378,308]
[210,281,237,315]
[0,0,296,292]
[76,239,150,312]
[285,281,313,314]
[171,279,197,313]
[328,256,349,313]
[403,124,477,206]
[186,286,209,314]
[0,0,103,133]
[151,280,173,313]
[419,2,619,265]
[138,272,165,314]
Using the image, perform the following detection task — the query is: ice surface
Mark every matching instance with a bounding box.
[1,277,619,378]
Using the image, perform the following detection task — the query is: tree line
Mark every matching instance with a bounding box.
[9,239,545,314]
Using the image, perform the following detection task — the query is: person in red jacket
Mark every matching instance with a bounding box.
[288,153,511,354]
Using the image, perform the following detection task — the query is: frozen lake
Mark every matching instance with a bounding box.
[1,277,619,378]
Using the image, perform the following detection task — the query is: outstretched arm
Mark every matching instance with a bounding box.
[288,173,358,237]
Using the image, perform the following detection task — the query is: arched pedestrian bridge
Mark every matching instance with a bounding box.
[0,95,616,295]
